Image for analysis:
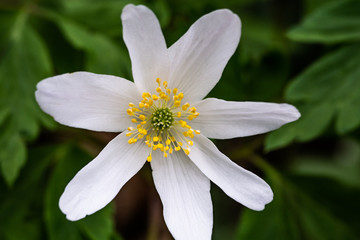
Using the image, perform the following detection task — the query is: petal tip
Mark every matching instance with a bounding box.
[121,3,135,13]
[252,181,274,211]
[59,190,89,222]
[250,191,274,211]
[214,9,242,29]
[65,214,84,222]
[121,4,150,21]
[287,104,301,121]
[213,8,241,33]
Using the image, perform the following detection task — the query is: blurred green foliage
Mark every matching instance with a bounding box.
[1,0,360,239]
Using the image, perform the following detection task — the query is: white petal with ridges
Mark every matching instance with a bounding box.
[189,134,273,211]
[59,132,150,221]
[167,9,241,102]
[36,72,140,132]
[121,4,168,92]
[151,150,212,240]
[191,98,301,139]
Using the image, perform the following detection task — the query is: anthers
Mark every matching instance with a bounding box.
[126,78,200,161]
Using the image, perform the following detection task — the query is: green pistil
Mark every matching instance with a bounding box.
[151,108,174,131]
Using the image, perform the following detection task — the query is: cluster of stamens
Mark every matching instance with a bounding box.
[126,78,200,162]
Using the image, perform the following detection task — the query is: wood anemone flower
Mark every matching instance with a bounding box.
[35,4,300,240]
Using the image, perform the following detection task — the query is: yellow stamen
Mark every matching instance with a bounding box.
[125,78,201,160]
[142,92,151,98]
[158,144,164,151]
[179,120,187,127]
[139,129,147,135]
[182,103,190,111]
[127,109,133,115]
[189,107,196,113]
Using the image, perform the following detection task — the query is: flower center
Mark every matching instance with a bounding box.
[126,78,200,162]
[151,108,174,131]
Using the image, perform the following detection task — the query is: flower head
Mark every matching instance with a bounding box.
[125,77,201,160]
[35,4,300,240]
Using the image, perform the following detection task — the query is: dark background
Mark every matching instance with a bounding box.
[1,0,360,239]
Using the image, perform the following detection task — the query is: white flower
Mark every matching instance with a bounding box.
[35,4,300,240]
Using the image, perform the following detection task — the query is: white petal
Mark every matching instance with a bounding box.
[121,4,168,92]
[151,150,212,240]
[35,72,141,132]
[191,98,301,139]
[59,132,150,221]
[189,134,273,211]
[167,10,241,101]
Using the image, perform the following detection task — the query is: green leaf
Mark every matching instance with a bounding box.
[265,121,298,151]
[287,44,360,134]
[304,0,335,14]
[151,0,171,27]
[2,218,42,240]
[240,14,284,61]
[265,44,360,151]
[288,0,360,43]
[290,139,360,189]
[0,11,54,185]
[45,144,114,240]
[78,206,114,240]
[0,128,26,184]
[236,159,359,240]
[0,145,56,240]
[59,0,141,36]
[52,15,131,77]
